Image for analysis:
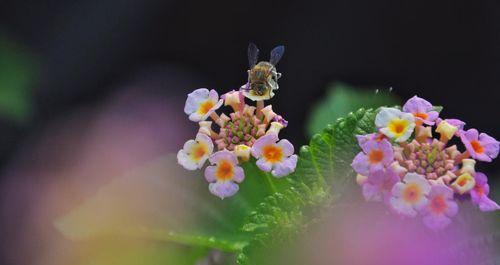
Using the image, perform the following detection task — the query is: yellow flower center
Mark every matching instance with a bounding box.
[263,145,283,163]
[216,160,234,181]
[470,140,484,154]
[402,183,422,204]
[198,100,215,115]
[368,149,384,164]
[429,195,447,214]
[190,143,208,161]
[388,118,409,137]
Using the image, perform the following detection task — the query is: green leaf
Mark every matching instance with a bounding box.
[306,82,399,136]
[237,108,377,264]
[0,35,37,122]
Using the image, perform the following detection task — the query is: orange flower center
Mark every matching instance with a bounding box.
[402,183,422,204]
[457,178,468,187]
[430,195,447,214]
[263,145,283,163]
[368,149,384,164]
[191,144,208,160]
[216,160,234,181]
[198,100,215,115]
[474,185,484,196]
[470,140,484,154]
[414,112,428,120]
[375,134,386,142]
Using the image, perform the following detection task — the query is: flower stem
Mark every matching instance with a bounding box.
[210,112,220,122]
[256,100,264,118]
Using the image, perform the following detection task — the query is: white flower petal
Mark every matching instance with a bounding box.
[390,197,417,217]
[177,149,198,170]
[375,107,401,128]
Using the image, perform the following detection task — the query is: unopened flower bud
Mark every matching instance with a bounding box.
[460,159,476,175]
[223,91,241,111]
[216,113,230,127]
[436,120,458,141]
[390,161,407,177]
[215,138,227,150]
[451,173,476,195]
[261,105,277,123]
[416,126,432,141]
[243,105,256,116]
[266,122,284,136]
[445,145,461,159]
[234,144,251,161]
[198,121,214,136]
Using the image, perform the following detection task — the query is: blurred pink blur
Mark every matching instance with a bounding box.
[0,69,198,265]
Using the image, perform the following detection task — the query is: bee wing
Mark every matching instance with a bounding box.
[269,45,285,65]
[248,43,259,68]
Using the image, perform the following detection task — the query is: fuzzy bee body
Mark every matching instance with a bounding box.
[243,43,284,101]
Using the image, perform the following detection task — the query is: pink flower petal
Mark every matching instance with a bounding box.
[277,139,294,157]
[209,181,239,199]
[251,134,278,158]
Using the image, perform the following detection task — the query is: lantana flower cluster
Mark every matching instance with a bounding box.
[178,88,297,199]
[352,96,500,230]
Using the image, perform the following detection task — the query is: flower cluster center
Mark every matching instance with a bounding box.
[219,113,265,151]
[396,140,455,180]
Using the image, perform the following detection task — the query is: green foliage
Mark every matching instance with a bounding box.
[0,35,37,122]
[306,82,399,136]
[237,108,376,264]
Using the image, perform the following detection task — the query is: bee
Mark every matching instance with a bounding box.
[243,43,285,101]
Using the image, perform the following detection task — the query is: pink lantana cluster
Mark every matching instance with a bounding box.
[177,88,297,199]
[352,96,500,230]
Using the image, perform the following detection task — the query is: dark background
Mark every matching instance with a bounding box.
[0,0,499,171]
[1,2,500,178]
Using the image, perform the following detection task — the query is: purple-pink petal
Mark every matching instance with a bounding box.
[423,214,451,231]
[209,149,238,165]
[271,155,298,177]
[363,169,399,203]
[479,132,499,160]
[356,133,377,146]
[402,95,438,124]
[362,183,383,202]
[445,200,459,217]
[477,197,500,212]
[209,181,239,199]
[471,172,499,212]
[208,89,219,102]
[403,95,434,113]
[233,166,245,183]
[277,139,294,157]
[256,158,273,172]
[251,133,278,158]
[204,166,217,183]
[352,152,370,176]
